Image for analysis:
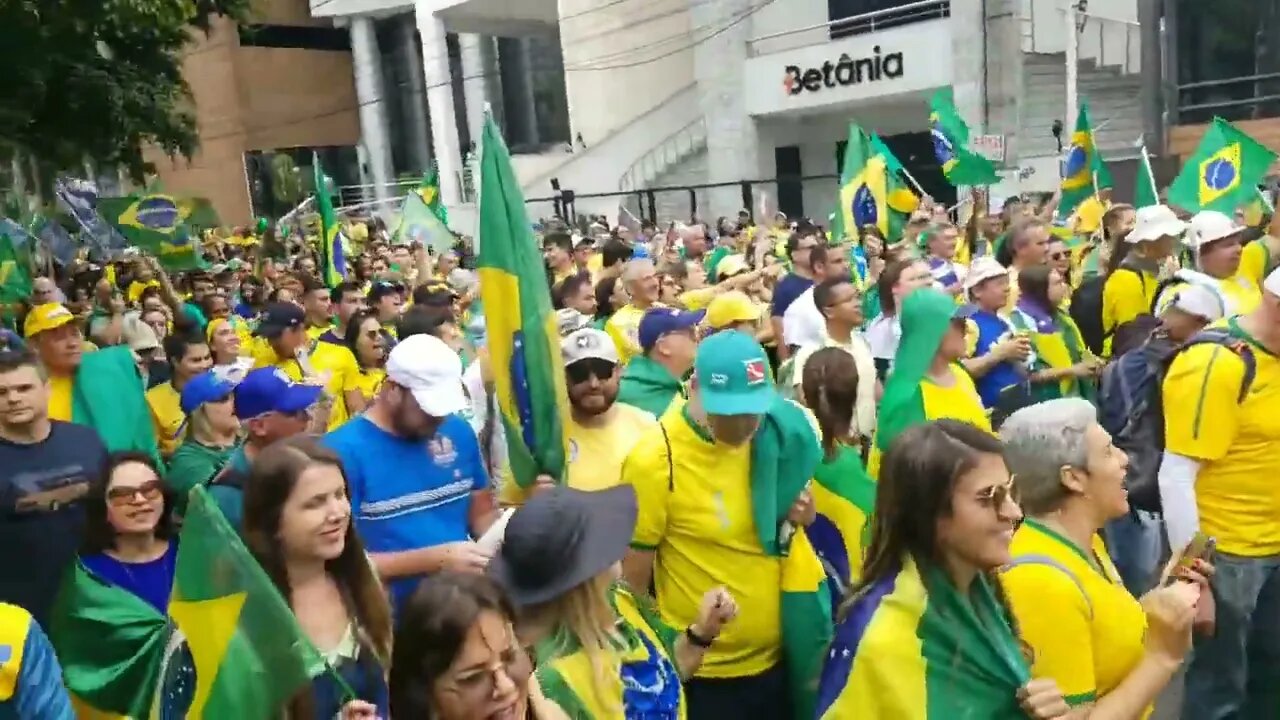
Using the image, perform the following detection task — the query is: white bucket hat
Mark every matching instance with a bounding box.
[963,256,1009,293]
[1186,210,1245,250]
[1127,205,1187,243]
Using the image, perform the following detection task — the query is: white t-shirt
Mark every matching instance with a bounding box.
[781,286,826,349]
[864,314,901,363]
[790,331,879,440]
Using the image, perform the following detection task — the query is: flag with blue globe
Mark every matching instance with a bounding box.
[1168,117,1277,214]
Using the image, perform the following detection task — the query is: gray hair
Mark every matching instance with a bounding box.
[999,398,1096,514]
[622,258,654,284]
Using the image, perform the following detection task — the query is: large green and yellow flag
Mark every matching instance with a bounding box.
[392,182,454,251]
[155,485,328,719]
[1167,117,1278,214]
[1058,103,1114,220]
[97,195,205,271]
[476,113,570,490]
[929,88,1001,186]
[0,233,32,304]
[312,153,347,287]
[831,125,890,242]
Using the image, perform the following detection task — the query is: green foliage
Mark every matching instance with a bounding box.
[0,0,253,183]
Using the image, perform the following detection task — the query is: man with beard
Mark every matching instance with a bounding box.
[499,328,656,505]
[322,334,497,609]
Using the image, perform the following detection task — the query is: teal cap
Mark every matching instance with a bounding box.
[694,330,776,415]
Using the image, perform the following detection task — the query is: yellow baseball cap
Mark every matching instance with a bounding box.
[705,291,761,329]
[24,303,75,338]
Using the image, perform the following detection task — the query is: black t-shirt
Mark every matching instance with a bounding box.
[0,422,107,626]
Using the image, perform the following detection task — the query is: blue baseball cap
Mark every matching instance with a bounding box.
[693,330,776,415]
[233,367,323,420]
[638,307,705,352]
[179,367,243,415]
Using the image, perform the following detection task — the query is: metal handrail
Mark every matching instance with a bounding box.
[1178,72,1280,91]
[619,118,707,192]
[746,0,950,55]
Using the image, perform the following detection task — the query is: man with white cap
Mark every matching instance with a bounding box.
[499,328,656,506]
[959,256,1033,409]
[322,333,497,609]
[1153,209,1259,319]
[1102,205,1185,352]
[1159,265,1280,718]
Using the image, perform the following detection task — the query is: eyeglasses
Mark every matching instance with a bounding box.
[445,642,532,702]
[566,358,616,385]
[976,479,1019,510]
[1048,252,1066,261]
[107,480,163,506]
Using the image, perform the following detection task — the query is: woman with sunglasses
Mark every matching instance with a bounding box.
[79,452,178,612]
[342,309,387,415]
[999,399,1204,719]
[1047,238,1075,291]
[816,420,1069,719]
[1009,265,1101,403]
[165,368,242,516]
[492,485,737,718]
[242,436,392,719]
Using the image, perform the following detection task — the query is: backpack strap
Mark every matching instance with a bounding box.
[1003,554,1094,619]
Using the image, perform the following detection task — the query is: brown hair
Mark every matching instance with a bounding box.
[801,347,859,460]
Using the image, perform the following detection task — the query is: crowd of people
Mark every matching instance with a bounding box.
[0,186,1276,719]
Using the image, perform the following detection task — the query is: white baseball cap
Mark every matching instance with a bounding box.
[964,256,1009,292]
[1159,283,1225,323]
[561,328,619,366]
[1127,205,1187,243]
[385,334,467,417]
[1186,210,1245,250]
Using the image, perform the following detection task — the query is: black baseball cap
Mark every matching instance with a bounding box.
[253,303,305,338]
[489,486,637,607]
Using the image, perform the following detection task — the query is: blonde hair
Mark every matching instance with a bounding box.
[523,572,619,713]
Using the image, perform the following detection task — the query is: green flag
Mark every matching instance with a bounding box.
[475,113,570,489]
[0,233,33,304]
[1167,117,1278,214]
[418,168,449,225]
[1136,141,1160,209]
[157,486,328,719]
[830,126,918,244]
[49,562,169,717]
[1058,103,1114,219]
[312,154,347,287]
[392,188,455,251]
[97,195,206,271]
[928,88,1001,186]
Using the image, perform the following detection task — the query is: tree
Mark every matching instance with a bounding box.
[0,0,252,185]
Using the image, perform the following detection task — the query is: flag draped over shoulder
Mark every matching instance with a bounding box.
[476,113,570,490]
[312,154,347,287]
[807,446,877,607]
[97,195,205,271]
[929,89,1001,187]
[392,183,454,251]
[1058,103,1114,220]
[156,486,328,719]
[815,556,1031,718]
[49,562,169,719]
[1167,117,1278,214]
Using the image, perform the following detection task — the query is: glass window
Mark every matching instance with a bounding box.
[1175,0,1280,122]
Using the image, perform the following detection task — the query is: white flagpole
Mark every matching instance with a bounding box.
[1138,137,1160,204]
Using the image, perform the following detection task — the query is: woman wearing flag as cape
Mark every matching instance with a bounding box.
[815,420,1070,719]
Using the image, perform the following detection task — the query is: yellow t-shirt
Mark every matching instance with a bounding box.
[605,304,658,365]
[499,403,657,505]
[869,364,992,477]
[345,367,385,404]
[306,323,333,342]
[1162,317,1280,556]
[1102,266,1158,352]
[1003,520,1149,714]
[623,401,782,678]
[145,382,185,457]
[47,374,74,422]
[1238,238,1276,292]
[251,338,359,431]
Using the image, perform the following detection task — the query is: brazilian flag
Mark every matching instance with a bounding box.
[832,125,898,242]
[475,113,571,490]
[97,195,205,271]
[929,88,1000,186]
[312,153,347,287]
[1058,102,1114,220]
[1167,117,1278,214]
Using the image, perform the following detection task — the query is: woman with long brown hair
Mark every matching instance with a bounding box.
[242,436,392,719]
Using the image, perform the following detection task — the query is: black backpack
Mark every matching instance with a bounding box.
[1097,328,1257,512]
[1069,274,1108,356]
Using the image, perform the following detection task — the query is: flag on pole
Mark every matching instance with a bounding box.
[312,153,346,286]
[97,195,205,271]
[416,168,448,225]
[832,125,916,242]
[1166,117,1278,214]
[392,187,454,251]
[54,178,127,256]
[928,88,1001,186]
[1058,103,1114,220]
[475,113,571,490]
[154,486,329,718]
[1136,137,1160,209]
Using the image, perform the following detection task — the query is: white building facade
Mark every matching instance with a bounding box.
[310,0,1145,227]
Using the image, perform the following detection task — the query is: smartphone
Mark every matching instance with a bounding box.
[1166,533,1215,585]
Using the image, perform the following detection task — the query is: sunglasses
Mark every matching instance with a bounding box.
[107,480,163,507]
[1048,252,1066,261]
[566,358,616,385]
[976,479,1019,510]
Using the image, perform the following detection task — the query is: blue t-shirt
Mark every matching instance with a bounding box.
[208,446,251,531]
[771,273,814,318]
[322,416,487,607]
[81,542,178,614]
[0,422,107,627]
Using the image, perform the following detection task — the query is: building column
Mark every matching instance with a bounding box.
[350,16,394,203]
[399,20,434,175]
[982,0,1027,195]
[458,33,489,152]
[693,0,761,217]
[415,3,464,206]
